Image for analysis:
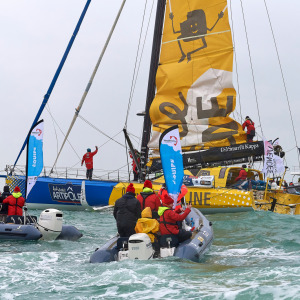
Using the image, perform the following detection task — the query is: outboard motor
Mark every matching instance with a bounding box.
[37,209,63,241]
[128,233,154,260]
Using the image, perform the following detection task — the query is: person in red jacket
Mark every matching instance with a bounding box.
[2,186,25,216]
[129,149,141,181]
[137,180,161,219]
[242,116,255,142]
[81,146,98,180]
[158,194,192,243]
[234,165,248,189]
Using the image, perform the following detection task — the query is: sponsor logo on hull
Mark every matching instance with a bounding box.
[48,183,81,204]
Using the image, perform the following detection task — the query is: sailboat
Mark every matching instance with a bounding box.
[0,120,82,240]
[3,0,300,215]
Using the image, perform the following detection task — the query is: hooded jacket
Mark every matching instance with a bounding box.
[3,192,25,216]
[137,187,161,211]
[135,207,159,242]
[158,206,191,235]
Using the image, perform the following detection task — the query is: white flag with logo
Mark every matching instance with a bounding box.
[262,138,285,175]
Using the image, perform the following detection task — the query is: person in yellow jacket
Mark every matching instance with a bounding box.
[135,207,159,243]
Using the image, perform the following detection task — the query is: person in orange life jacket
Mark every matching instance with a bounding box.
[2,186,25,216]
[158,194,192,243]
[129,149,141,181]
[137,180,161,219]
[113,183,141,237]
[0,185,11,215]
[242,116,255,142]
[81,146,98,180]
[135,207,159,243]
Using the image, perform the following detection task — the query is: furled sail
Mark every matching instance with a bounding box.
[148,0,246,152]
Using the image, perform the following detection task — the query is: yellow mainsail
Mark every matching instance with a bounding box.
[148,0,246,152]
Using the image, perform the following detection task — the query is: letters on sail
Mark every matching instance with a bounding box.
[148,0,246,152]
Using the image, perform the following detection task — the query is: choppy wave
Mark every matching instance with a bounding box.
[0,210,299,299]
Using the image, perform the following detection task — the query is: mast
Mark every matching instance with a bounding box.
[140,0,166,177]
[13,0,91,167]
[51,0,127,173]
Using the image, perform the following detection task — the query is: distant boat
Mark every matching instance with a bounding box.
[0,120,82,240]
[4,0,300,215]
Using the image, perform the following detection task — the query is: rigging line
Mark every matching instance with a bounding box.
[130,0,155,116]
[78,114,125,148]
[127,131,141,141]
[50,0,127,173]
[45,104,59,156]
[285,146,297,153]
[263,0,300,167]
[229,0,242,124]
[124,0,149,128]
[239,0,263,137]
[45,105,81,160]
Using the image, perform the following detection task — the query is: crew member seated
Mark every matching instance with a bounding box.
[233,165,248,189]
[137,180,161,219]
[158,194,192,247]
[135,207,159,243]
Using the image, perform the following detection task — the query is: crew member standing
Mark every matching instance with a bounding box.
[242,116,255,142]
[129,149,140,181]
[2,186,25,216]
[113,183,141,237]
[81,146,98,180]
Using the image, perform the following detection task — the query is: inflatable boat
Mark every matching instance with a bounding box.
[90,207,213,263]
[0,208,82,241]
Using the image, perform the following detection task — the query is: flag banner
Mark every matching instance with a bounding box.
[159,125,184,208]
[262,138,285,176]
[26,120,44,198]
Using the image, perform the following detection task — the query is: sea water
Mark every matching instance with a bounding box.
[0,210,299,300]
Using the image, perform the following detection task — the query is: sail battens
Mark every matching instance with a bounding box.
[162,29,231,45]
[149,0,246,153]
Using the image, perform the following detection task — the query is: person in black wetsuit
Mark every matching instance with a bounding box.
[113,183,141,237]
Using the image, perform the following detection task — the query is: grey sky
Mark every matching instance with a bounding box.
[1,0,300,190]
